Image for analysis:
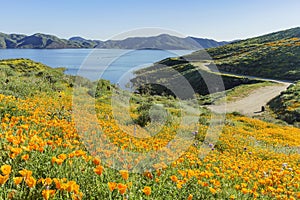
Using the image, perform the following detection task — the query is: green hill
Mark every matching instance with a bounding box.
[0,33,86,49]
[0,59,92,97]
[188,27,300,80]
[131,57,264,99]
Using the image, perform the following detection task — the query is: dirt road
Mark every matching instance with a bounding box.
[194,64,293,116]
[190,62,293,116]
[207,82,291,116]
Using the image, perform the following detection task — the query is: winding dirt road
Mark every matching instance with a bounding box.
[193,62,292,116]
[191,62,293,116]
[207,82,291,116]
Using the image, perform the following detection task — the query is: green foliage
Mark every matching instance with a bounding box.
[131,94,185,127]
[268,81,300,126]
[134,110,151,127]
[134,101,153,127]
[149,104,168,122]
[88,79,113,98]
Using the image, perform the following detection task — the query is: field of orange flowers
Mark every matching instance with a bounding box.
[1,84,300,200]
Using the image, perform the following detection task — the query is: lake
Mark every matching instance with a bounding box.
[0,49,193,89]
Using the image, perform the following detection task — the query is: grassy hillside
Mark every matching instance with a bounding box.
[188,27,300,80]
[0,59,94,98]
[268,81,300,126]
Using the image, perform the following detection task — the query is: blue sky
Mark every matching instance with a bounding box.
[1,0,300,41]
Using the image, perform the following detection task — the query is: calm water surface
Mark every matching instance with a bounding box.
[0,49,193,88]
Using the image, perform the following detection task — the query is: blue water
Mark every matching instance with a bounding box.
[0,49,192,88]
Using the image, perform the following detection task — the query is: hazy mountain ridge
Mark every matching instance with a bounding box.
[0,32,228,50]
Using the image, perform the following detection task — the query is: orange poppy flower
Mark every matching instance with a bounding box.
[1,165,12,175]
[93,158,101,165]
[25,176,36,188]
[19,169,32,179]
[94,165,104,176]
[21,154,29,161]
[45,178,52,186]
[142,186,151,196]
[108,182,117,191]
[117,183,127,195]
[170,175,178,182]
[66,181,79,193]
[143,171,153,179]
[0,174,9,185]
[119,170,129,180]
[209,187,217,194]
[57,154,67,160]
[13,177,23,185]
[42,189,56,200]
[187,194,193,200]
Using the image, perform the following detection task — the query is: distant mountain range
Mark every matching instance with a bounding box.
[0,32,228,50]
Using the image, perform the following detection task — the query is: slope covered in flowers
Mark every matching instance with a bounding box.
[0,59,300,199]
[1,91,300,199]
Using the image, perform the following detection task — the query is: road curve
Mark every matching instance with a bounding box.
[207,82,291,116]
[198,64,292,116]
[191,62,293,116]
